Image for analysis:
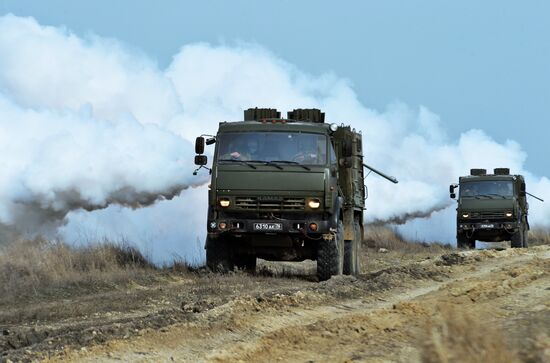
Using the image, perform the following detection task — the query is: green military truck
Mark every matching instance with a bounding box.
[450,168,543,249]
[193,108,397,280]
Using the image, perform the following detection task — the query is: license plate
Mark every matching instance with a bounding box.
[480,224,494,229]
[253,222,283,231]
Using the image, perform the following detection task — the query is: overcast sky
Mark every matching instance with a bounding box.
[2,0,548,176]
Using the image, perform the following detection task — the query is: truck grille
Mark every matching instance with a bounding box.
[235,197,305,211]
[469,211,507,219]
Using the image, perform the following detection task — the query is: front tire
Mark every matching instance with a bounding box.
[317,219,344,281]
[511,225,528,248]
[234,254,257,272]
[206,237,235,272]
[457,234,475,249]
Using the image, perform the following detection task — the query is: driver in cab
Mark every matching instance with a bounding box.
[222,138,261,161]
[292,138,322,164]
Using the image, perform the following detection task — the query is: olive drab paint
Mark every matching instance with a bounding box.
[194,108,397,280]
[450,168,542,249]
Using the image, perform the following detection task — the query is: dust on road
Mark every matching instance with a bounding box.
[46,246,550,363]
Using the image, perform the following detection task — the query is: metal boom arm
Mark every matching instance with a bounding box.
[363,163,398,184]
[526,192,544,202]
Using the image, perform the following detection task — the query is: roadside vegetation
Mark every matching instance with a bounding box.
[529,228,550,246]
[0,238,192,305]
[363,224,452,252]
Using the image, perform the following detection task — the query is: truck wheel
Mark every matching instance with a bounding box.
[317,220,344,281]
[457,235,475,249]
[353,219,362,274]
[511,227,524,248]
[344,220,361,275]
[206,237,235,272]
[235,255,257,272]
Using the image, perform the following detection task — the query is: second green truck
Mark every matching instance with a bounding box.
[450,168,543,249]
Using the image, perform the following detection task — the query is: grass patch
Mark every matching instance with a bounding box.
[529,228,550,246]
[363,224,451,253]
[0,238,187,304]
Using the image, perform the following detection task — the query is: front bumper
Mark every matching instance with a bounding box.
[207,218,332,236]
[458,221,518,232]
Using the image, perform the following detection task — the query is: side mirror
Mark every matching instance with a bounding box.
[205,137,216,145]
[195,137,205,154]
[342,139,352,157]
[194,155,208,166]
[449,184,458,199]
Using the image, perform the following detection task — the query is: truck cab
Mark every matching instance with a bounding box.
[450,168,529,249]
[194,108,397,280]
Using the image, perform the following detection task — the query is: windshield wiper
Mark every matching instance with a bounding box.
[475,194,495,199]
[269,160,311,171]
[263,161,284,170]
[239,159,284,170]
[243,159,289,170]
[218,159,257,169]
[486,193,507,199]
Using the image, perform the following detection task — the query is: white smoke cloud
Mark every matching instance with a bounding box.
[0,92,200,233]
[0,15,204,237]
[0,14,548,260]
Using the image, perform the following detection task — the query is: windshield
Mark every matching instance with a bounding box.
[460,180,514,198]
[216,132,328,165]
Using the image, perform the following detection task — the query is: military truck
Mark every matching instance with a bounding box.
[450,168,543,249]
[193,108,397,280]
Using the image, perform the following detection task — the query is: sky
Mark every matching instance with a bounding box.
[2,1,548,176]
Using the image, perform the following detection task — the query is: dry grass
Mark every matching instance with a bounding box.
[421,304,517,363]
[529,228,550,246]
[363,224,451,252]
[0,238,162,304]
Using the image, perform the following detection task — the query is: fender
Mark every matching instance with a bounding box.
[330,196,343,229]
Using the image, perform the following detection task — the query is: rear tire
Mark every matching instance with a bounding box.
[511,225,528,248]
[206,237,235,272]
[344,220,361,276]
[317,220,344,281]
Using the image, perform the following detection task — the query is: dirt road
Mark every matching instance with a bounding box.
[2,246,550,362]
[26,245,544,363]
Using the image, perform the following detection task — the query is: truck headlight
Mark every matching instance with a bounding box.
[219,198,231,208]
[462,213,469,218]
[308,198,321,209]
[505,212,513,218]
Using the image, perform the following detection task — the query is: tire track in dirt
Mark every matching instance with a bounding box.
[208,248,550,362]
[58,247,550,362]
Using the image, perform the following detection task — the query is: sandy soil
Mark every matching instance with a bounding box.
[3,246,550,362]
